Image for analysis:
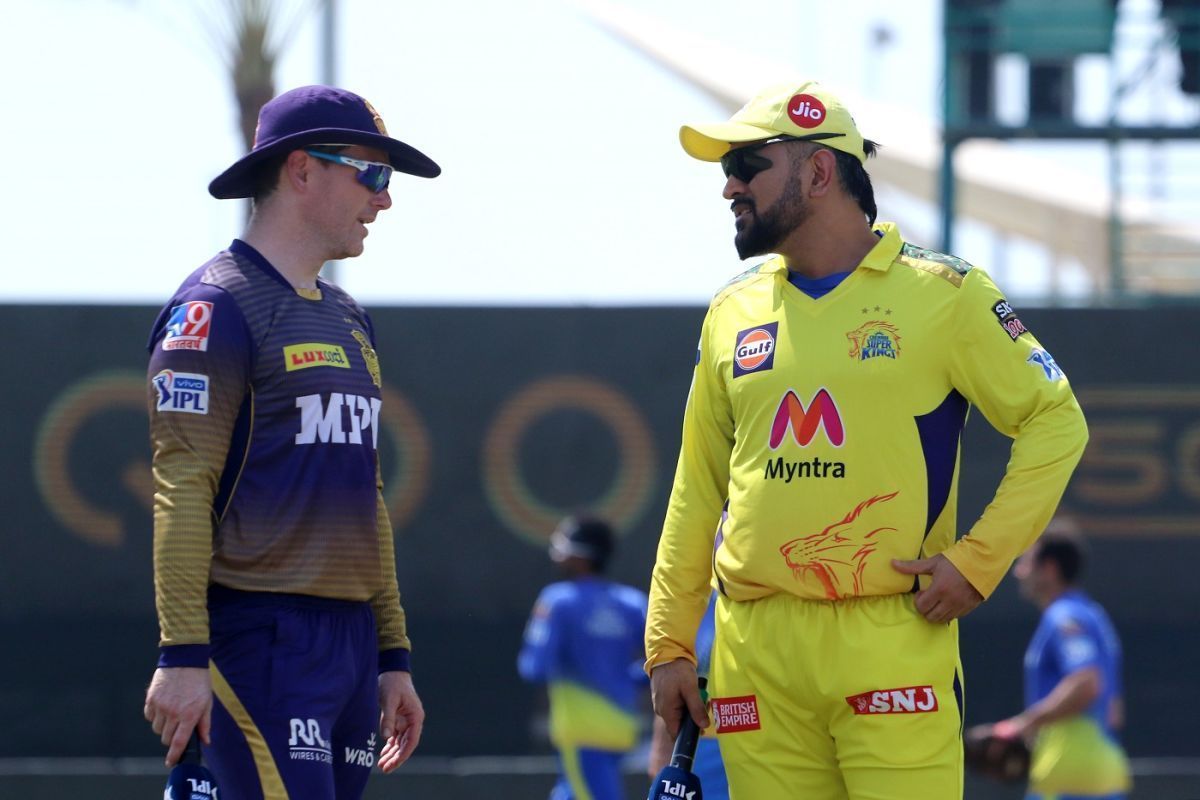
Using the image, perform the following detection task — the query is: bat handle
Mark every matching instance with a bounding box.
[181,731,204,765]
[669,676,707,771]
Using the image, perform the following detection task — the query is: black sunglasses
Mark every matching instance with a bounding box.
[720,134,844,183]
[719,137,801,183]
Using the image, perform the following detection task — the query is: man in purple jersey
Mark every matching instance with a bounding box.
[142,85,439,799]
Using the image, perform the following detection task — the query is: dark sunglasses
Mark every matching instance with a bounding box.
[719,137,807,183]
[305,149,393,193]
[720,134,845,183]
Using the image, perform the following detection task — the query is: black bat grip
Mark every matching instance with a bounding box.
[669,676,707,771]
[181,731,203,765]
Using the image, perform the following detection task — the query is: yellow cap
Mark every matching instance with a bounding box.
[681,80,868,164]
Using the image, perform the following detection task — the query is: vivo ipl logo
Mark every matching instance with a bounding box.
[769,388,845,448]
[152,370,209,414]
[733,321,778,378]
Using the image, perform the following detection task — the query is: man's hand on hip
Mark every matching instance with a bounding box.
[144,666,212,767]
[891,553,984,623]
[650,658,708,739]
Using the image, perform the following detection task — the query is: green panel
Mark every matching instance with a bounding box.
[946,1,1116,57]
[996,0,1115,56]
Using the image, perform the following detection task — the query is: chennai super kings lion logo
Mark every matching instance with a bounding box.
[778,492,899,599]
[845,321,900,361]
[351,330,382,388]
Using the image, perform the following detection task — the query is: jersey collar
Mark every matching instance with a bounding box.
[859,222,903,272]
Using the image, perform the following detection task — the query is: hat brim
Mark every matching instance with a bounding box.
[680,122,783,161]
[208,128,441,199]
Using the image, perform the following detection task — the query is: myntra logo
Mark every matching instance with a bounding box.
[769,388,844,448]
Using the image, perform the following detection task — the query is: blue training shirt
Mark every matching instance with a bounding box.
[519,576,648,750]
[1023,589,1123,735]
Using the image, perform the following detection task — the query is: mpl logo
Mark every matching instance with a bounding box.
[152,371,209,415]
[787,93,826,129]
[710,694,761,733]
[845,685,938,715]
[769,388,844,448]
[733,321,778,378]
[295,393,382,447]
[288,718,332,763]
[162,300,214,352]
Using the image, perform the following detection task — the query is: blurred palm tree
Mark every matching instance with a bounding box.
[199,0,319,152]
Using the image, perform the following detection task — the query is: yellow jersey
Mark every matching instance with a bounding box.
[646,224,1088,670]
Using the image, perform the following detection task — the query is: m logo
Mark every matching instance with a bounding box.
[845,685,939,715]
[769,388,844,448]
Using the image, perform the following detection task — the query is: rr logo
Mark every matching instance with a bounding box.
[769,388,844,448]
[288,718,329,749]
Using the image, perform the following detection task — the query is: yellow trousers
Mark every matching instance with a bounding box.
[710,592,964,800]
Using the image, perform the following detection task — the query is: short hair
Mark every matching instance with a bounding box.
[549,514,616,573]
[1032,523,1087,584]
[792,140,881,224]
[250,144,348,205]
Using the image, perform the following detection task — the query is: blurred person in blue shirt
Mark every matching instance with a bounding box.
[519,515,649,800]
[648,592,729,799]
[985,519,1131,800]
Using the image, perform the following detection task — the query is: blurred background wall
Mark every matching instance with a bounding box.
[1,304,1198,798]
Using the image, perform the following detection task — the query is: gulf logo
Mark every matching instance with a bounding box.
[733,321,779,378]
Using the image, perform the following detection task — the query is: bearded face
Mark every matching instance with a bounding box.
[732,149,811,260]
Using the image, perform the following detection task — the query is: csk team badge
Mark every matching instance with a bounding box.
[845,321,900,361]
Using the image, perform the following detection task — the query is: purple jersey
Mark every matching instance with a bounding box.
[148,240,408,669]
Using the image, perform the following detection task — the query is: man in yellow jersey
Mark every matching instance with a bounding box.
[645,80,1088,800]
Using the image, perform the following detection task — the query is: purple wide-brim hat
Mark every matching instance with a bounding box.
[209,85,441,199]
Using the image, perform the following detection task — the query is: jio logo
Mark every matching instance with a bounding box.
[787,94,826,129]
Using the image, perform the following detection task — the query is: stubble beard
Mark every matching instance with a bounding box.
[733,174,808,260]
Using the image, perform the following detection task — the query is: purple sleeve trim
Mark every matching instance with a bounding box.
[158,644,210,669]
[379,648,410,673]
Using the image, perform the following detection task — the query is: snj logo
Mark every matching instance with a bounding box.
[769,388,844,448]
